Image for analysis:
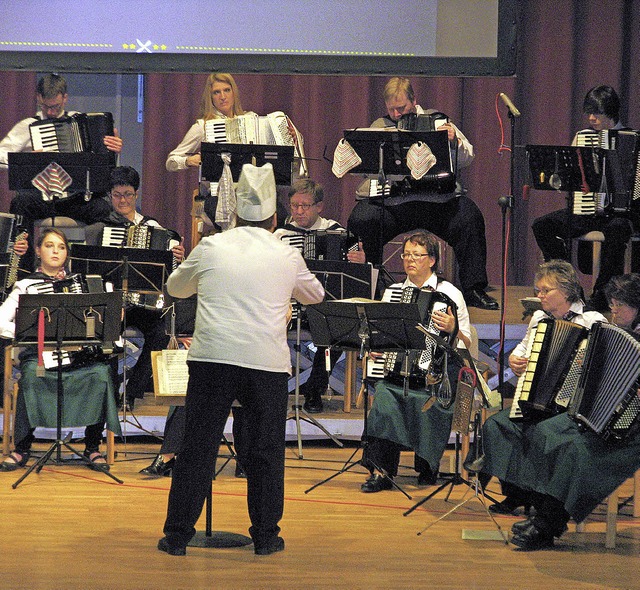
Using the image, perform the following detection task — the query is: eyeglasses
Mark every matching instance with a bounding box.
[609,300,629,310]
[290,202,316,211]
[111,191,137,200]
[533,287,557,296]
[38,102,64,114]
[400,253,430,261]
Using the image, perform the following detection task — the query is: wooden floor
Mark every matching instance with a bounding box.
[1,441,639,590]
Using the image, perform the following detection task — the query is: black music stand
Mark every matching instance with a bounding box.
[200,143,295,185]
[69,244,172,295]
[70,243,172,434]
[11,291,123,488]
[286,262,373,458]
[526,144,604,258]
[343,128,455,188]
[8,152,113,199]
[304,300,428,498]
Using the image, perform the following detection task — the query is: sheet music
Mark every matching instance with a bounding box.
[155,349,189,397]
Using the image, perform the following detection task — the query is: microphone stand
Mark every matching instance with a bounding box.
[496,110,517,408]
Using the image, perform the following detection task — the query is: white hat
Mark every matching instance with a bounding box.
[235,163,277,222]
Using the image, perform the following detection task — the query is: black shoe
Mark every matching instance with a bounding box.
[254,536,285,555]
[0,450,31,472]
[510,523,555,551]
[464,289,499,310]
[511,518,533,534]
[140,455,175,477]
[360,474,393,493]
[303,397,323,413]
[417,470,438,486]
[157,537,187,556]
[488,497,530,515]
[235,463,247,478]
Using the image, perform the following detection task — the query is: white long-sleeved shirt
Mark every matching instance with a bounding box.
[0,110,79,169]
[166,226,324,373]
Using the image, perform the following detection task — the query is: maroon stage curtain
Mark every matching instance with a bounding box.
[0,72,37,212]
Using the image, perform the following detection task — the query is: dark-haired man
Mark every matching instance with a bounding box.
[1,73,122,222]
[532,85,635,312]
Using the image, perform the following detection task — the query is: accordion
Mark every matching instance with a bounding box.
[279,228,358,261]
[510,318,588,422]
[204,111,300,148]
[101,225,180,252]
[397,111,449,132]
[43,345,112,371]
[568,322,640,441]
[26,273,94,295]
[573,129,640,216]
[29,112,116,162]
[366,286,456,389]
[0,213,27,299]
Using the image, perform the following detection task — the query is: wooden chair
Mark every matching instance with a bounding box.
[2,345,116,464]
[573,231,605,292]
[574,470,640,548]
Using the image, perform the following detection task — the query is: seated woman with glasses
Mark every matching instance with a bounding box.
[0,228,120,472]
[480,272,640,550]
[360,230,471,493]
[477,261,607,535]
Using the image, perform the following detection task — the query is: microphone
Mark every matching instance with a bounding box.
[499,92,521,117]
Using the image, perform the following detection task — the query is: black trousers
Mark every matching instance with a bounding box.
[531,209,633,294]
[124,308,170,400]
[163,361,289,547]
[159,404,247,459]
[347,196,489,293]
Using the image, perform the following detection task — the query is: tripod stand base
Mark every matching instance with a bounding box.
[286,403,344,460]
[188,531,252,548]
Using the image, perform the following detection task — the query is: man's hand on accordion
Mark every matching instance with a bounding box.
[103,127,123,153]
[172,239,186,263]
[509,354,528,377]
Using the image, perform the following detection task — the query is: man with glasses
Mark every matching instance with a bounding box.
[360,230,471,492]
[275,178,365,413]
[0,74,122,267]
[347,76,498,310]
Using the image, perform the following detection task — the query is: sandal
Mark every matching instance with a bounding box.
[83,450,110,473]
[0,450,31,472]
